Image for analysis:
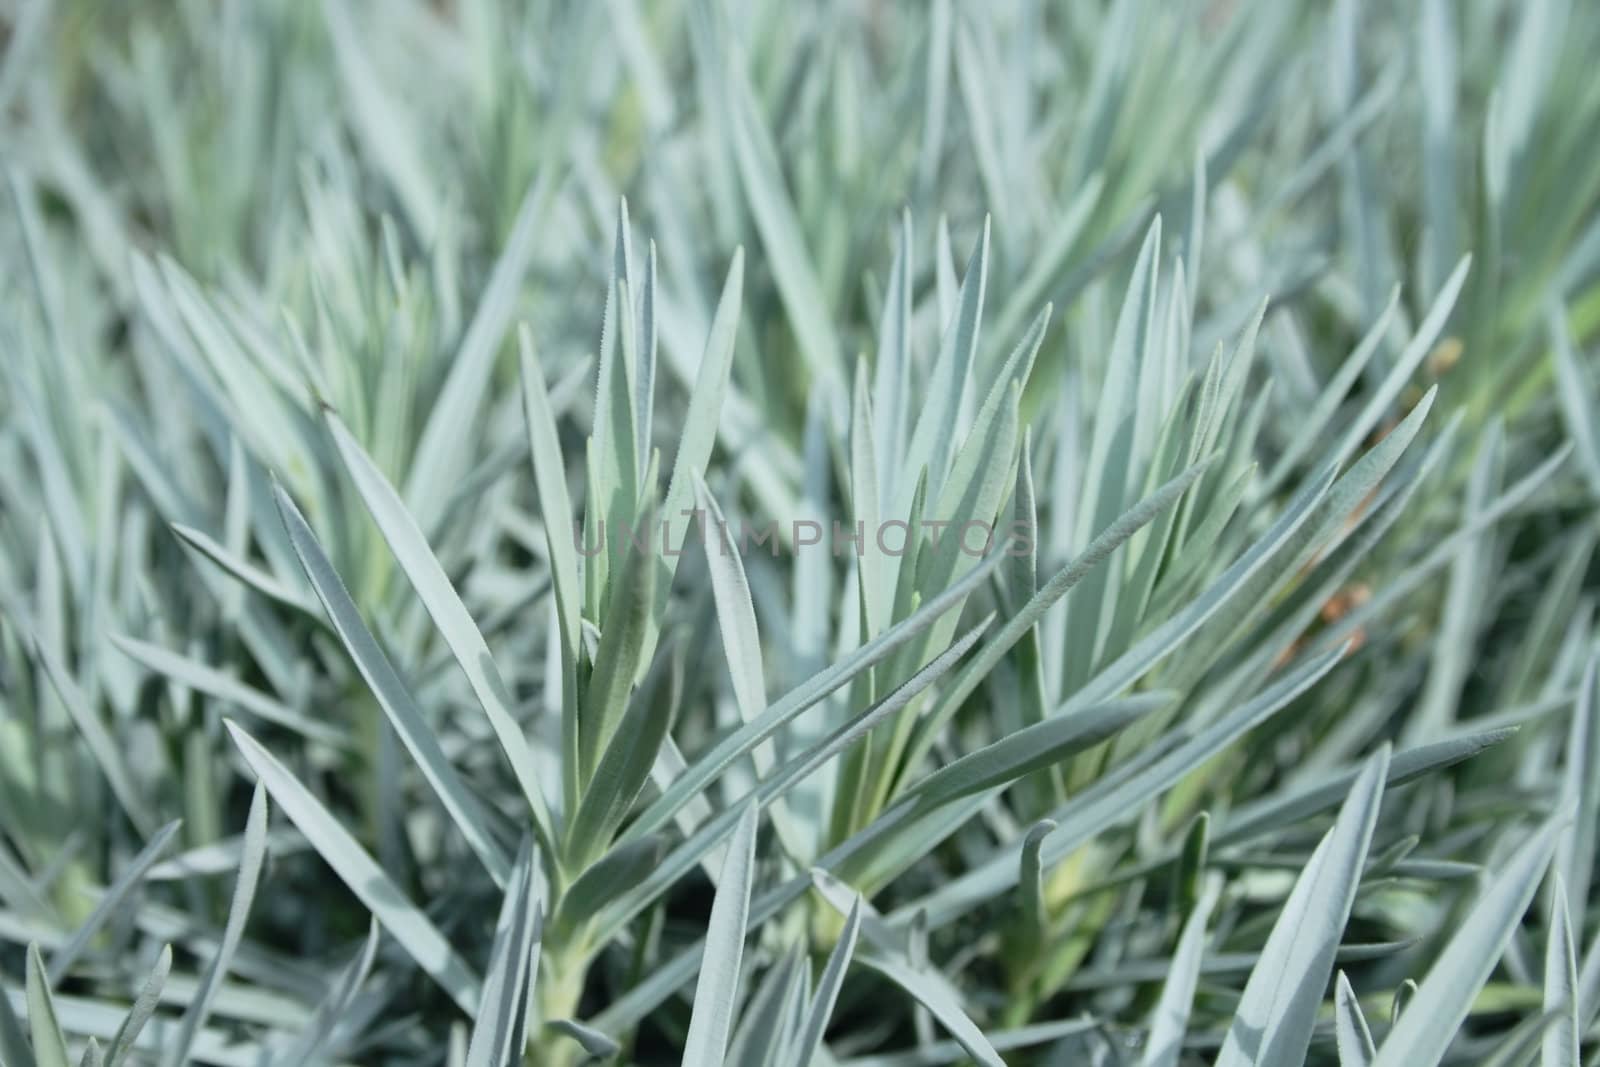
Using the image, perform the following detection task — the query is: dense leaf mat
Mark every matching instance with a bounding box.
[2,0,1599,1064]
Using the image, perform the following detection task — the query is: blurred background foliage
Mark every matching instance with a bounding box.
[3,0,1600,1063]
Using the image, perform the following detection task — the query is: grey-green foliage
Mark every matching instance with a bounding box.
[1,0,1598,1064]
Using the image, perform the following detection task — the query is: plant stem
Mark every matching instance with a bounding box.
[534,933,591,1067]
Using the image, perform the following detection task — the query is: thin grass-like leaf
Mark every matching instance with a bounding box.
[906,693,1171,811]
[547,1017,620,1059]
[1555,654,1599,925]
[1335,971,1376,1066]
[48,820,181,984]
[564,611,675,869]
[1143,879,1221,1067]
[1372,816,1565,1067]
[271,923,377,1067]
[405,176,548,526]
[31,638,159,839]
[0,970,36,1067]
[1550,304,1600,497]
[163,781,269,1067]
[271,479,515,881]
[553,836,668,933]
[1020,820,1055,936]
[1328,259,1467,468]
[907,644,1348,929]
[465,840,541,1067]
[655,250,746,616]
[694,475,767,723]
[1544,876,1579,1067]
[725,53,839,385]
[596,619,990,944]
[902,458,1212,775]
[111,636,348,749]
[1217,745,1391,1066]
[324,418,557,855]
[859,957,1004,1067]
[519,327,584,816]
[227,721,482,1013]
[727,946,805,1067]
[682,804,760,1067]
[898,218,991,509]
[170,521,320,617]
[578,455,659,785]
[787,896,863,1067]
[622,548,1005,847]
[104,946,170,1067]
[25,945,69,1067]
